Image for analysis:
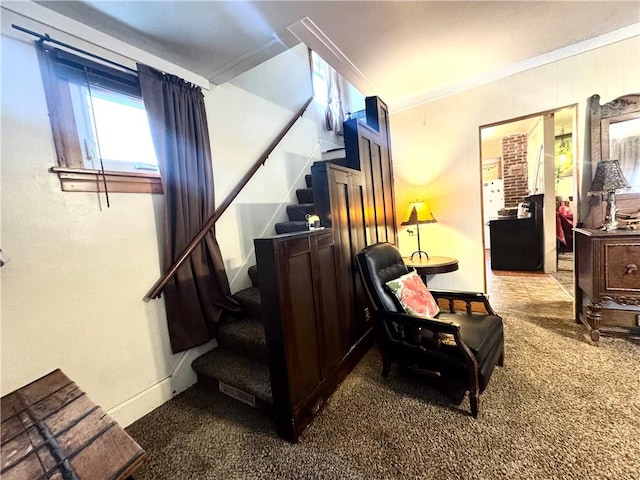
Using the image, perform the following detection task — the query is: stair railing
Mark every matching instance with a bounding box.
[144,96,314,301]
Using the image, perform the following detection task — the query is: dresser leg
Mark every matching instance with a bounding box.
[586,302,602,342]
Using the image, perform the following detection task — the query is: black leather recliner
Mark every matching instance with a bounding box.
[355,242,504,417]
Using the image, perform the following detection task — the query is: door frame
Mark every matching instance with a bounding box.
[478,104,578,290]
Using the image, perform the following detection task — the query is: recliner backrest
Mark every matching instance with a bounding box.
[355,242,409,313]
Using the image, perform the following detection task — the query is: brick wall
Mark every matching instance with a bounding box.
[501,134,528,207]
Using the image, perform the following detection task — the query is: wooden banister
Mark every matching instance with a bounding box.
[144,97,314,301]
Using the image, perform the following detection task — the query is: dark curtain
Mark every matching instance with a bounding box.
[138,64,240,353]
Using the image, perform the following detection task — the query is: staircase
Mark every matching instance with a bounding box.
[274,174,315,234]
[191,262,272,411]
[191,149,346,414]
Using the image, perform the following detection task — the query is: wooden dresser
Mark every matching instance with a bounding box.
[574,228,640,341]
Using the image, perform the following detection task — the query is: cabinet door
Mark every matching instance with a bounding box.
[326,165,370,348]
[275,236,322,405]
[343,96,397,246]
[256,230,351,442]
[345,119,396,246]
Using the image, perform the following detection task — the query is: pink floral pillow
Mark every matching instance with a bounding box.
[386,271,440,318]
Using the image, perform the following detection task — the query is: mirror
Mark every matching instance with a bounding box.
[605,115,640,190]
[590,93,640,193]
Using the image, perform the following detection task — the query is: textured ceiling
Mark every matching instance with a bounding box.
[31,1,640,108]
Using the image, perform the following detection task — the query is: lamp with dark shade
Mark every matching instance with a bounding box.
[588,159,631,231]
[400,200,437,259]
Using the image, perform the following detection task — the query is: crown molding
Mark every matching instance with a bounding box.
[206,29,300,85]
[390,23,640,114]
[288,16,377,96]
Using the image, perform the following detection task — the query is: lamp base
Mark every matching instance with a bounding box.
[600,190,622,231]
[409,250,430,260]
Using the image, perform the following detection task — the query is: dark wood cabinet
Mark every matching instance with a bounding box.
[312,162,370,345]
[255,229,372,442]
[574,228,640,341]
[253,96,395,442]
[488,193,544,271]
[488,217,543,271]
[344,96,397,246]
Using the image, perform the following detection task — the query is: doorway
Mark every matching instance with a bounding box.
[479,105,577,295]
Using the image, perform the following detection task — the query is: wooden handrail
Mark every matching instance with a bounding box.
[144,97,314,301]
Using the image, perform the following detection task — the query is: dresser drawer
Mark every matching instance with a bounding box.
[603,242,640,294]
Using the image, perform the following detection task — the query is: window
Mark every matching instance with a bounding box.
[37,44,161,194]
[310,50,329,107]
[309,50,345,135]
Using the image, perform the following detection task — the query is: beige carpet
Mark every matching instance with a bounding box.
[550,252,574,297]
[126,275,640,480]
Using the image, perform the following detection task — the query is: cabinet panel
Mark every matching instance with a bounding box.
[343,96,397,246]
[312,162,371,347]
[284,251,321,404]
[255,229,372,442]
[316,242,345,375]
[603,243,640,292]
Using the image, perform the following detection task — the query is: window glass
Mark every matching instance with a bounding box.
[311,51,328,107]
[69,83,158,172]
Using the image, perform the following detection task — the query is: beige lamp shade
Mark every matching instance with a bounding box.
[401,201,437,226]
[400,200,436,259]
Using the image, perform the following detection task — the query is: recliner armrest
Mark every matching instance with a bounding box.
[375,310,478,369]
[429,290,498,316]
[376,310,460,334]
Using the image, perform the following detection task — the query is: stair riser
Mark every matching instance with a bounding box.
[235,299,262,319]
[195,375,273,416]
[233,287,262,319]
[192,349,273,405]
[218,326,268,363]
[296,188,314,204]
[248,265,259,288]
[275,221,308,234]
[286,203,315,221]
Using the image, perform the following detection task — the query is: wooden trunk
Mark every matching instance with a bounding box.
[1,370,146,480]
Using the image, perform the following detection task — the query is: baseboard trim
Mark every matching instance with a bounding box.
[107,339,217,427]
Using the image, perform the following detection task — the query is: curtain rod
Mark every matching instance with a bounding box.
[12,23,138,74]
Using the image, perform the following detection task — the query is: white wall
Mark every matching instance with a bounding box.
[391,35,640,292]
[1,31,178,427]
[208,44,346,292]
[0,9,334,426]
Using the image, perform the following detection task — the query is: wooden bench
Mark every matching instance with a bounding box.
[1,369,147,479]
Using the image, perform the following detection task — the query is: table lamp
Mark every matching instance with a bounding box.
[401,200,437,259]
[588,159,630,231]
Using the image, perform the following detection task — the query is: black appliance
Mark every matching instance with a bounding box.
[489,194,544,271]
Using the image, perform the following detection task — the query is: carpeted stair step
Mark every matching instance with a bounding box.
[286,203,315,221]
[330,157,349,167]
[296,188,314,205]
[247,265,259,288]
[321,146,346,161]
[313,157,350,169]
[232,286,262,319]
[305,174,312,188]
[275,220,308,234]
[217,317,268,363]
[192,348,272,407]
